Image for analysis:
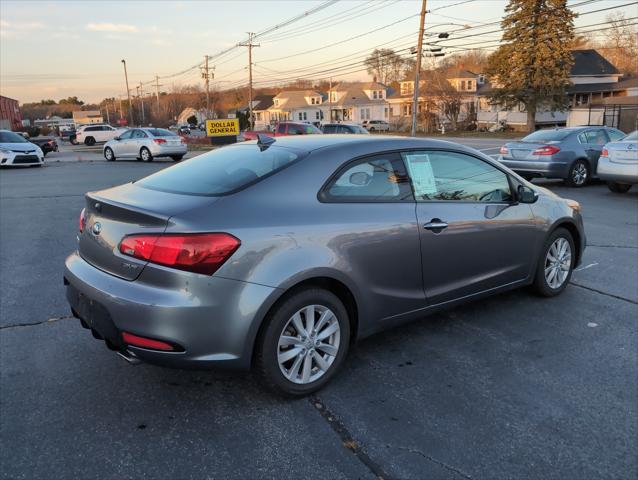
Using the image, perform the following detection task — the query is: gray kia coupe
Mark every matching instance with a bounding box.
[64,135,585,396]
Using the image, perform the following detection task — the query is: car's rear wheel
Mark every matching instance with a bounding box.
[607,181,632,193]
[369,127,375,132]
[104,147,115,161]
[140,147,153,162]
[255,288,350,396]
[171,155,184,162]
[565,160,589,187]
[85,137,96,146]
[533,227,575,297]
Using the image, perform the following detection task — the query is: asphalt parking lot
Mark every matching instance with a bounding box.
[1,141,636,479]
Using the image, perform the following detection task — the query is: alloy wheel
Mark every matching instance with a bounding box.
[544,237,572,289]
[571,163,588,185]
[277,304,341,385]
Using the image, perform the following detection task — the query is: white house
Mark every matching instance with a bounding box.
[266,90,326,125]
[325,82,389,123]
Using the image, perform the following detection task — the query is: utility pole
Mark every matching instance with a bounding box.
[201,55,214,120]
[121,59,134,126]
[138,82,146,125]
[104,102,110,124]
[411,0,428,137]
[239,32,260,130]
[154,75,162,119]
[118,96,123,120]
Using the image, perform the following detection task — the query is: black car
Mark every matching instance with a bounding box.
[29,137,58,156]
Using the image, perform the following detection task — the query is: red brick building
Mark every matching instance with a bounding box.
[0,95,22,130]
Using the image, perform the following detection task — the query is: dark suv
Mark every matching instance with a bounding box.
[322,123,369,134]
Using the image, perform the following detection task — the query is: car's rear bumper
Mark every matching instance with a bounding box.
[150,144,188,157]
[64,251,278,370]
[498,157,569,178]
[596,157,638,183]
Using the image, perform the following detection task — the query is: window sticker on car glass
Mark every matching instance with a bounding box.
[405,153,437,196]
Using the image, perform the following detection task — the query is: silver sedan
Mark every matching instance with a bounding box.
[103,128,187,162]
[597,130,638,193]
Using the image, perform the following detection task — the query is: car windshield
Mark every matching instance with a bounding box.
[0,131,28,143]
[623,131,638,141]
[137,145,302,195]
[522,129,573,143]
[147,129,177,137]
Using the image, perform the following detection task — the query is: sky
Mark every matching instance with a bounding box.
[0,0,635,104]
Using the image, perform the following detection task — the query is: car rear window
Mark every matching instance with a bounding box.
[0,131,28,143]
[623,131,637,141]
[522,129,573,142]
[137,145,302,195]
[147,129,177,137]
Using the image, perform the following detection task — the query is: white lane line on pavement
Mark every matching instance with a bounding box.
[575,262,599,272]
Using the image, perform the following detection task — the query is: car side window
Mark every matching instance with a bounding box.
[288,125,303,135]
[402,150,512,203]
[582,130,608,145]
[133,130,147,139]
[323,125,336,133]
[119,130,134,140]
[277,124,286,134]
[322,153,413,202]
[607,129,625,141]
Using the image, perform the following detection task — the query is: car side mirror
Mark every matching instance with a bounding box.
[517,184,538,203]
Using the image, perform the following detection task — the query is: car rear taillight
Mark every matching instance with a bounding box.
[79,208,86,233]
[48,140,55,145]
[153,138,167,144]
[532,145,561,155]
[118,233,240,275]
[122,332,176,351]
[499,145,509,155]
[601,147,609,157]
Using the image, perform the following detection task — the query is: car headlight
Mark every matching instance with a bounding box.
[0,148,11,155]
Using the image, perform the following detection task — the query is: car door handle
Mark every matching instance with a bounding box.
[424,219,448,232]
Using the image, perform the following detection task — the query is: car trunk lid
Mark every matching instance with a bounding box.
[609,142,638,164]
[505,141,556,160]
[79,182,218,280]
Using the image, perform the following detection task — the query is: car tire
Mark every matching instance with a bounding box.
[607,181,632,193]
[369,127,375,132]
[70,137,78,145]
[255,288,350,397]
[85,137,96,146]
[140,147,153,162]
[565,159,589,188]
[532,227,575,297]
[171,155,184,162]
[104,147,115,162]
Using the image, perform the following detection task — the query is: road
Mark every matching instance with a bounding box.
[1,142,636,479]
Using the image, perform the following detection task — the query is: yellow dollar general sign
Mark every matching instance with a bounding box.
[206,119,240,137]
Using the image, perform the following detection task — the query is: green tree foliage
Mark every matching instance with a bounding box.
[58,96,84,105]
[486,0,575,132]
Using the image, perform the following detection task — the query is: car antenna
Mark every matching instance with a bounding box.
[256,133,275,151]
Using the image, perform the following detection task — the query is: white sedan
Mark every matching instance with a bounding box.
[597,130,638,193]
[0,130,44,167]
[103,128,187,162]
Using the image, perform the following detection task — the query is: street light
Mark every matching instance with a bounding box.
[121,59,134,126]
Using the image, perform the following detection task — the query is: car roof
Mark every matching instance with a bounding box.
[241,134,479,153]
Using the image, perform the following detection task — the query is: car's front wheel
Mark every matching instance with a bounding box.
[85,137,96,146]
[104,147,115,161]
[607,181,632,193]
[533,227,575,297]
[565,160,589,187]
[255,288,350,396]
[140,147,153,162]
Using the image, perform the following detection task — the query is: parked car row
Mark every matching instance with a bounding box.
[498,126,637,191]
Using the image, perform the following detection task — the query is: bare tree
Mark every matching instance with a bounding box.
[365,49,409,84]
[596,13,638,74]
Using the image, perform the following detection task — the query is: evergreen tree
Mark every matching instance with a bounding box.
[486,0,575,132]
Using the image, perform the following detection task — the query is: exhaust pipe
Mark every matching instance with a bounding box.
[116,349,142,365]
